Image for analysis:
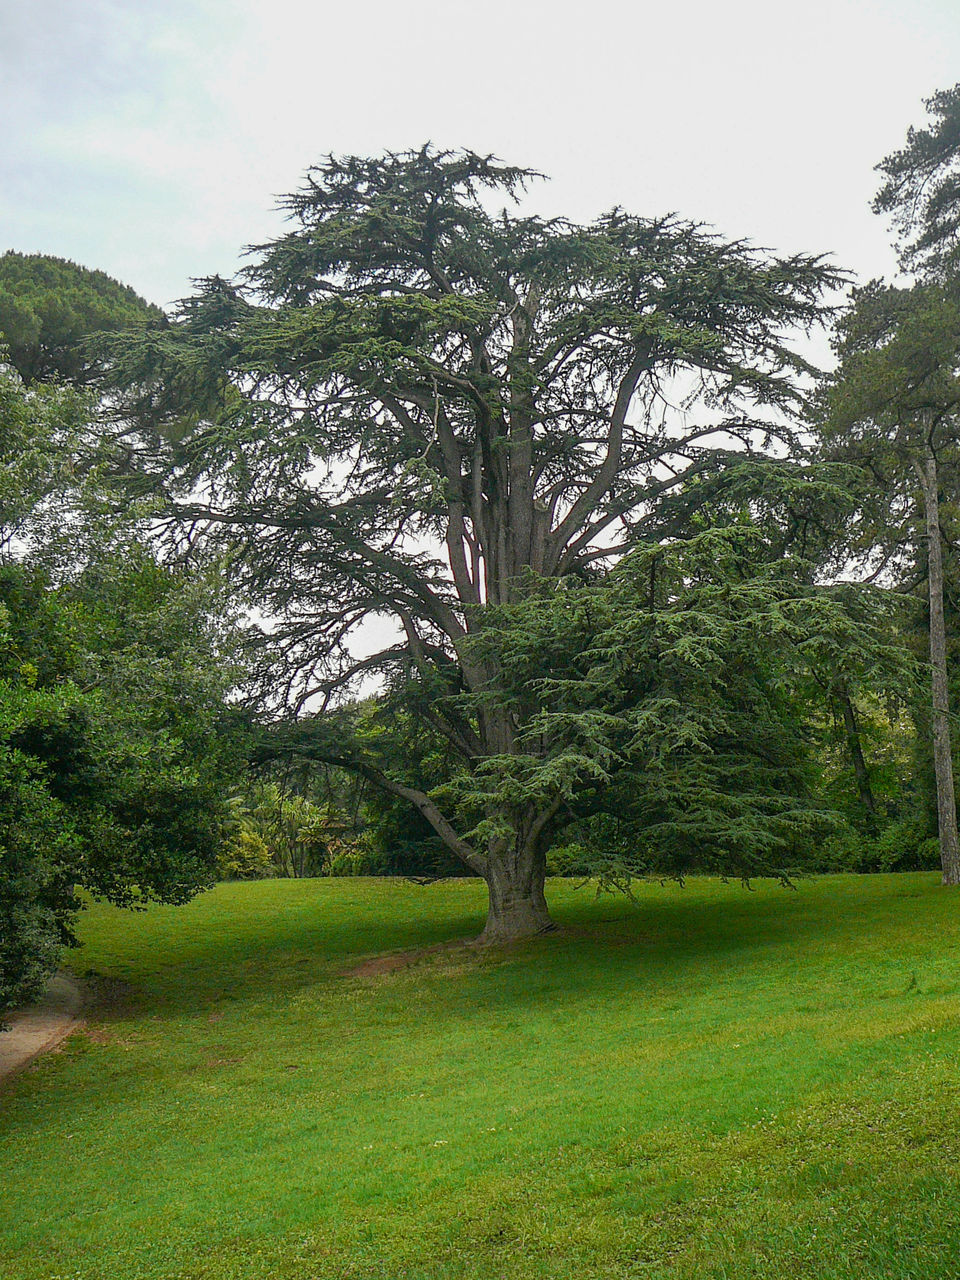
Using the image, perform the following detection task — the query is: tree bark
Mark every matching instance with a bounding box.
[916,449,960,884]
[478,836,555,944]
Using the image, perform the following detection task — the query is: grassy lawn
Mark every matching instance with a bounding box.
[3,874,960,1278]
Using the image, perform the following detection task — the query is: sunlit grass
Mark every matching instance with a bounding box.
[3,874,960,1278]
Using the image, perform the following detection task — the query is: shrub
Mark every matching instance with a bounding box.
[813,815,940,874]
[217,827,273,880]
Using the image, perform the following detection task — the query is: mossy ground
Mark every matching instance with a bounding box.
[3,874,960,1278]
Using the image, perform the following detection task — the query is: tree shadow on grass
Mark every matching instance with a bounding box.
[69,874,945,1024]
[70,879,489,1013]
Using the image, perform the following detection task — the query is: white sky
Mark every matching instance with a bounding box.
[3,0,959,313]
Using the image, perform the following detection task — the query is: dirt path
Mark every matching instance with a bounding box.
[0,973,84,1085]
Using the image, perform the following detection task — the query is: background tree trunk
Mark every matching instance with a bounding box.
[917,449,960,884]
[835,683,878,831]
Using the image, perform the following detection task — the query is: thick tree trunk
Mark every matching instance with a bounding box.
[478,839,555,944]
[917,450,960,885]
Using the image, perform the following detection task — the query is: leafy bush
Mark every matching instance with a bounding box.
[0,719,80,1011]
[813,814,940,874]
[0,542,244,1015]
[217,827,273,880]
[323,835,380,877]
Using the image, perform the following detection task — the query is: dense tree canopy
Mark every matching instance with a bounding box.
[818,281,960,880]
[0,252,160,387]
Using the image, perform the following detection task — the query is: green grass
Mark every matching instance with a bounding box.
[4,874,960,1278]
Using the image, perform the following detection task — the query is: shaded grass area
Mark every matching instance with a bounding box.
[3,874,960,1278]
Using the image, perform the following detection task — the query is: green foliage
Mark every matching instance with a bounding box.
[0,371,248,1013]
[0,677,83,1011]
[217,824,273,880]
[0,252,161,387]
[0,549,244,1013]
[452,528,916,880]
[222,783,329,878]
[811,688,918,828]
[220,780,392,879]
[814,816,940,874]
[815,179,960,883]
[346,699,465,878]
[321,835,380,877]
[815,277,960,591]
[0,364,91,546]
[823,280,960,448]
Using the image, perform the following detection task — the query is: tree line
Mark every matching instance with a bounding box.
[2,85,960,1009]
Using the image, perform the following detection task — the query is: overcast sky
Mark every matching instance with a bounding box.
[2,0,959,312]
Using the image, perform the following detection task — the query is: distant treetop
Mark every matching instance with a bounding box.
[874,83,960,280]
[0,251,162,387]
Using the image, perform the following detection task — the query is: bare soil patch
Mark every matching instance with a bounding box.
[339,919,652,977]
[339,938,477,978]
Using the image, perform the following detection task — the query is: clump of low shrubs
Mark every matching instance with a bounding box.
[813,814,940,874]
[217,827,273,880]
